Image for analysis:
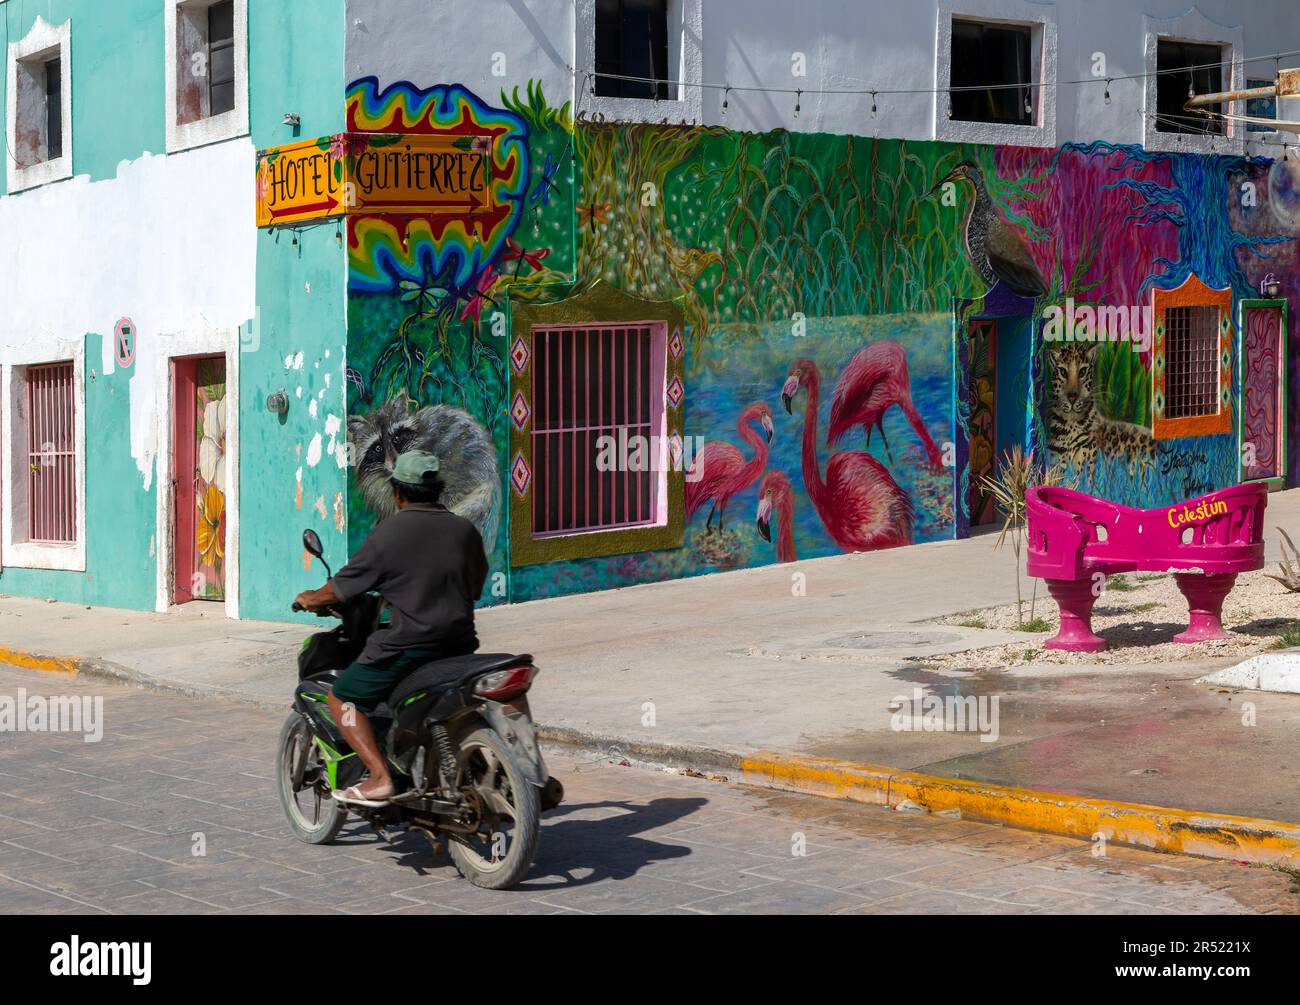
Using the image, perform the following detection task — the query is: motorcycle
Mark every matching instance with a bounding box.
[276,528,562,890]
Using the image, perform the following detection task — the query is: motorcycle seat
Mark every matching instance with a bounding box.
[387,652,533,709]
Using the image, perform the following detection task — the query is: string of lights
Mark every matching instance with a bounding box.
[573,45,1300,100]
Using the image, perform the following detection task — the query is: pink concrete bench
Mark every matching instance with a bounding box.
[1025,483,1267,652]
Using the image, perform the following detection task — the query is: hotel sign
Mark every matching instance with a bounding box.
[255,133,492,227]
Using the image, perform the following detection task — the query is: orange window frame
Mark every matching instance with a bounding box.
[1152,274,1232,440]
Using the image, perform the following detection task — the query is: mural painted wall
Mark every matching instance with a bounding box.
[341,74,1298,604]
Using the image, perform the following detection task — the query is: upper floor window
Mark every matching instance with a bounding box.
[595,0,670,99]
[207,1,236,117]
[1142,11,1242,155]
[1245,76,1277,136]
[934,3,1057,149]
[166,0,248,153]
[1155,39,1226,135]
[578,0,702,125]
[950,18,1033,126]
[5,16,72,193]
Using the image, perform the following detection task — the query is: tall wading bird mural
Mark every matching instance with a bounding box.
[755,470,797,563]
[686,402,775,532]
[782,360,914,552]
[827,340,943,469]
[928,161,1048,299]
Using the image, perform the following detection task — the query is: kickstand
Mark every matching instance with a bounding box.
[412,826,445,858]
[367,819,396,844]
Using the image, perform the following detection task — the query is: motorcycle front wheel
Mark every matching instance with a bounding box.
[447,726,540,889]
[277,712,345,845]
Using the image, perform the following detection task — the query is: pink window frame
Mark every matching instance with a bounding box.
[24,361,76,544]
[529,320,668,539]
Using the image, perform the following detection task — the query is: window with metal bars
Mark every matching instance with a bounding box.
[1163,306,1220,419]
[24,362,76,544]
[531,323,665,536]
[208,0,236,117]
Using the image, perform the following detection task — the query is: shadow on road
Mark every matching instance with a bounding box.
[357,796,705,889]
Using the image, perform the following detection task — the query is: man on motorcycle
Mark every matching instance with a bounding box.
[293,449,489,806]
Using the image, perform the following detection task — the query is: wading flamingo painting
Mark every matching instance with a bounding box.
[782,359,914,552]
[685,401,775,531]
[756,470,797,563]
[827,340,943,469]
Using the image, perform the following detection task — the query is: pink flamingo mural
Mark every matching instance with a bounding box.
[685,401,775,530]
[782,359,914,551]
[826,340,943,469]
[756,471,797,563]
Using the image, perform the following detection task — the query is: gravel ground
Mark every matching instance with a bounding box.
[924,568,1300,670]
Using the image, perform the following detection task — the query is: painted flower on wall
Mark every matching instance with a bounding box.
[196,484,226,568]
[198,396,226,493]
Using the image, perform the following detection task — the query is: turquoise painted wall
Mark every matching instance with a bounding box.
[241,0,347,622]
[0,335,156,608]
[0,0,347,620]
[0,0,164,189]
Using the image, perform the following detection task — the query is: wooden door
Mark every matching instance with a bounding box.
[1241,302,1286,483]
[173,356,227,602]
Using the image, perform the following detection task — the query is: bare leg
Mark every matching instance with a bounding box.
[327,692,392,797]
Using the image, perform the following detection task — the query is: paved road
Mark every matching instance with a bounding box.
[0,664,1296,915]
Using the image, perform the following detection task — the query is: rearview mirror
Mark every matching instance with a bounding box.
[302,529,324,559]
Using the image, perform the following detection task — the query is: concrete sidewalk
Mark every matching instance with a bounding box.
[5,488,1300,852]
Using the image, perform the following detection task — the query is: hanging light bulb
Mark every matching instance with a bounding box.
[794,90,801,118]
[722,87,730,114]
[871,91,877,116]
[1104,79,1111,105]
[1024,91,1032,115]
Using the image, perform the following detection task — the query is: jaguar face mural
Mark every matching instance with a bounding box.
[342,74,1296,604]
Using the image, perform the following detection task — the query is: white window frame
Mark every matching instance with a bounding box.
[164,0,249,154]
[153,323,241,618]
[5,16,72,194]
[934,1,1057,149]
[1143,10,1244,156]
[1,343,86,572]
[577,0,703,125]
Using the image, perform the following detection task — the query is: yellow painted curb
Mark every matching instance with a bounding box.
[0,646,81,676]
[742,751,1300,867]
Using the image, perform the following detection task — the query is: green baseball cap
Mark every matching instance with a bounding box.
[392,449,441,485]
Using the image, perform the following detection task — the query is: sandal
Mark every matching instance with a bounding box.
[332,784,395,807]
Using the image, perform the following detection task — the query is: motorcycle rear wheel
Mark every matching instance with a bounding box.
[446,727,540,890]
[277,712,346,845]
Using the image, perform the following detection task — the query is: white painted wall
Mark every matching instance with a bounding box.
[0,139,258,489]
[344,0,1300,152]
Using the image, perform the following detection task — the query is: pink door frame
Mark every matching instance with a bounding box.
[171,355,225,604]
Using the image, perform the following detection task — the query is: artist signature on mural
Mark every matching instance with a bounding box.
[1156,444,1214,499]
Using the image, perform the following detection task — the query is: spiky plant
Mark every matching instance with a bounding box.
[981,446,1076,625]
[1264,528,1300,592]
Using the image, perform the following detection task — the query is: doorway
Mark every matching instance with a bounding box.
[172,355,227,603]
[1240,300,1287,484]
[967,315,1032,526]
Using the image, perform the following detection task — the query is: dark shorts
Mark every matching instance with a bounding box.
[332,649,441,713]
